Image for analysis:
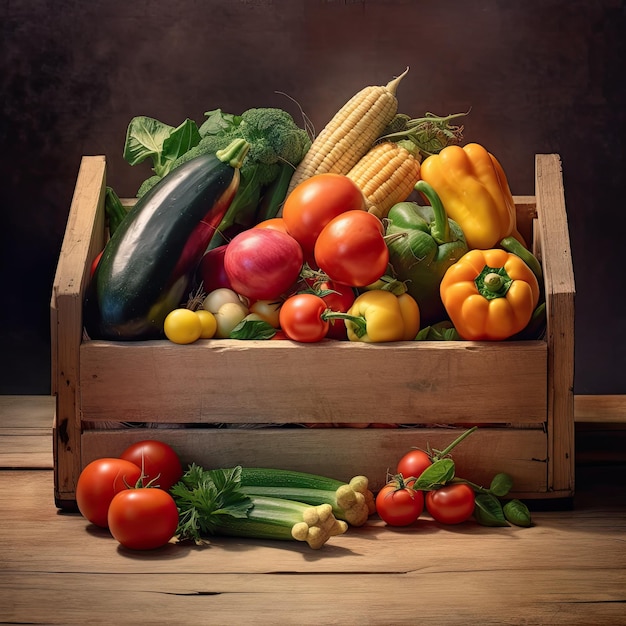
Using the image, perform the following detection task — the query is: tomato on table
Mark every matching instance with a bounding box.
[375,477,424,526]
[396,449,433,481]
[425,483,476,524]
[76,458,143,528]
[119,440,183,491]
[108,488,179,550]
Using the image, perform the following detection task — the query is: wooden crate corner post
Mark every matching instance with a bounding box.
[535,154,576,495]
[50,155,107,509]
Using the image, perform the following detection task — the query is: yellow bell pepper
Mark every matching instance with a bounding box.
[419,143,520,250]
[439,248,540,341]
[336,290,420,343]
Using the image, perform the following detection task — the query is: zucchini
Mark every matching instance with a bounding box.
[238,467,375,527]
[84,139,249,340]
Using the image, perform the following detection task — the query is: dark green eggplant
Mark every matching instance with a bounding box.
[84,138,249,340]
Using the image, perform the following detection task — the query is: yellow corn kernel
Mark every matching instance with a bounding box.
[285,68,409,196]
[347,141,421,219]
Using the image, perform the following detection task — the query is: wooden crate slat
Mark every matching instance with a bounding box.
[81,426,548,494]
[79,339,547,425]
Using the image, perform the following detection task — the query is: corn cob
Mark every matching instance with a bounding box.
[285,68,409,196]
[347,140,422,219]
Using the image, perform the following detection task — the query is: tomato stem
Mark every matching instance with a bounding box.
[321,310,367,337]
[432,426,478,460]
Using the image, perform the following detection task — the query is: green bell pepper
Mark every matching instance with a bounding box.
[386,180,468,325]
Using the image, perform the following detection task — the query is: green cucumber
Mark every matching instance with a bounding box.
[238,468,374,526]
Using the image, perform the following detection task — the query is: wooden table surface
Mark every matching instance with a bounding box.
[1,396,625,625]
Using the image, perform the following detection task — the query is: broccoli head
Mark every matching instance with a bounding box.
[237,107,311,168]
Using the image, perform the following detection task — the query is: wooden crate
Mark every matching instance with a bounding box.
[51,154,575,509]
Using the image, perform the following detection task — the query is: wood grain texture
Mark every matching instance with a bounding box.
[1,469,624,626]
[535,154,576,494]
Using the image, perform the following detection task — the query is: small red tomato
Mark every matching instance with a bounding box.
[108,488,179,550]
[283,174,366,256]
[425,483,476,524]
[119,440,183,491]
[396,449,433,481]
[279,293,329,343]
[376,478,424,526]
[314,210,389,287]
[76,458,143,528]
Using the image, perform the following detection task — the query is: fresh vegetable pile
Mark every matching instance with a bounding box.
[75,440,372,551]
[75,433,531,553]
[84,67,545,345]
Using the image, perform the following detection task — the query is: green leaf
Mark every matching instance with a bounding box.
[199,109,242,137]
[413,458,455,490]
[123,116,174,167]
[123,116,202,178]
[170,464,253,543]
[415,322,461,341]
[503,499,532,527]
[489,472,514,497]
[159,118,201,176]
[229,319,277,340]
[473,493,510,527]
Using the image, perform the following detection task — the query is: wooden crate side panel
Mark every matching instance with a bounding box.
[81,426,548,494]
[535,154,576,495]
[51,156,107,504]
[79,339,547,425]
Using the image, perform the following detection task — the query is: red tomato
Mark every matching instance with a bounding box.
[425,483,476,524]
[119,440,183,491]
[396,449,433,481]
[282,174,366,256]
[376,479,424,526]
[197,245,233,293]
[225,228,303,300]
[76,458,143,528]
[279,293,329,342]
[311,279,356,340]
[107,488,179,550]
[314,210,389,287]
[254,217,289,233]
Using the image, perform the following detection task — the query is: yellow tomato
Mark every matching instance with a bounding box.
[163,309,202,344]
[195,309,217,339]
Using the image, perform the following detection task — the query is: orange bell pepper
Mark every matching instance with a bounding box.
[420,143,523,250]
[440,248,540,341]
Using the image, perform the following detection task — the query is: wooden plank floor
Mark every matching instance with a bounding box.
[1,396,625,625]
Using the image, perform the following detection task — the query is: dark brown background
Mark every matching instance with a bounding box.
[1,0,624,395]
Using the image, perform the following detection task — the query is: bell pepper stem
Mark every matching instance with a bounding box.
[500,236,543,283]
[414,180,451,244]
[475,266,512,299]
